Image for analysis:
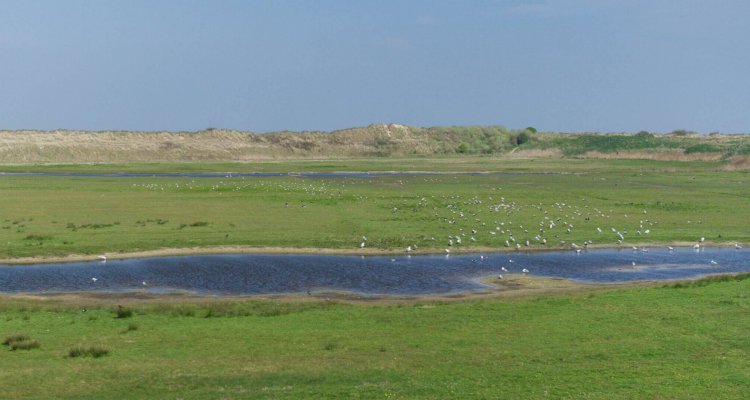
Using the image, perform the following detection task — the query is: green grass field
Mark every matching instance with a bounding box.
[1,157,749,398]
[0,158,747,259]
[1,275,749,399]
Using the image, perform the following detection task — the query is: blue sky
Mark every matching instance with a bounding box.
[1,1,748,133]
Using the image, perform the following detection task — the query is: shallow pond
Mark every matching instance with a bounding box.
[1,247,748,296]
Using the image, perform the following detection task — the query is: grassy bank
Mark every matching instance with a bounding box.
[1,275,749,399]
[0,158,747,259]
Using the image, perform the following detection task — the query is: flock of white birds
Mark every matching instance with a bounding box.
[121,176,743,281]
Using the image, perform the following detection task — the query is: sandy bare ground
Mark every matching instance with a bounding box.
[0,126,444,163]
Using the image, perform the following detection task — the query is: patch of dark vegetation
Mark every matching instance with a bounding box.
[553,134,678,156]
[684,144,721,154]
[663,273,750,289]
[134,219,169,227]
[179,221,209,229]
[121,323,138,333]
[66,222,119,231]
[114,305,133,319]
[68,346,109,358]
[3,333,40,351]
[23,234,53,241]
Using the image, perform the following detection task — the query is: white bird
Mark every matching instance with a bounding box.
[497,274,503,279]
[406,246,412,252]
[700,237,705,242]
[142,281,147,286]
[667,246,674,251]
[97,255,107,262]
[522,268,529,274]
[501,267,508,272]
[445,248,450,253]
[735,243,742,249]
[360,242,365,248]
[710,260,718,266]
[91,277,97,282]
[631,261,636,266]
[693,243,701,250]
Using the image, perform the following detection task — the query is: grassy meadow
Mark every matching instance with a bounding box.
[1,156,749,398]
[0,158,747,260]
[1,275,749,399]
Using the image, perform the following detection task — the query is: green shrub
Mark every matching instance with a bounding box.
[516,131,532,145]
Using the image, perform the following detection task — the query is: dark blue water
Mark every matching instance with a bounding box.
[0,248,747,296]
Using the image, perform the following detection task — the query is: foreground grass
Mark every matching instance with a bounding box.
[0,158,747,259]
[1,276,748,399]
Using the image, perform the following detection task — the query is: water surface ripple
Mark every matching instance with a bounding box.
[0,248,747,296]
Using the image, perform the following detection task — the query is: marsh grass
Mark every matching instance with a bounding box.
[68,346,109,358]
[3,334,40,351]
[3,333,30,345]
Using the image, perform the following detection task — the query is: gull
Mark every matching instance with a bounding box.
[98,255,107,262]
[710,260,718,266]
[91,277,98,282]
[521,268,529,274]
[668,246,674,251]
[497,274,503,279]
[735,243,742,249]
[360,242,365,248]
[693,243,701,250]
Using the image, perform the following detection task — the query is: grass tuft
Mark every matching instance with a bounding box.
[68,346,110,358]
[10,340,40,351]
[3,333,31,346]
[114,306,133,319]
[3,334,40,351]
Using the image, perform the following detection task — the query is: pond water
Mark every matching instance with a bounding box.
[1,248,748,296]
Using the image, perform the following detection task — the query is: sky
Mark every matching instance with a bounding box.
[1,0,748,133]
